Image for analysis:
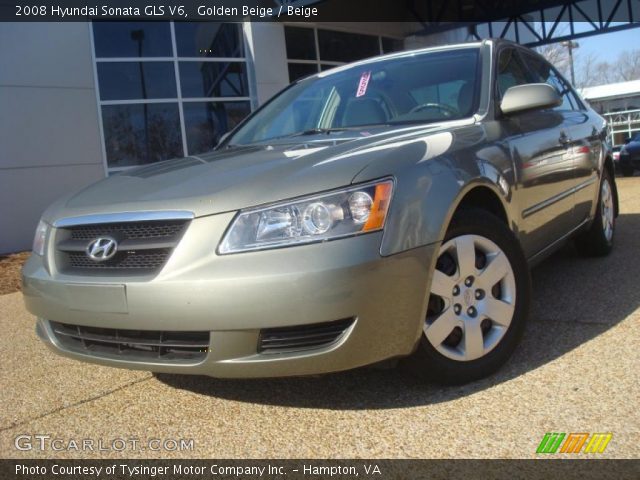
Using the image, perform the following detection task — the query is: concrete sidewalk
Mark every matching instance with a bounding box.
[1,178,639,459]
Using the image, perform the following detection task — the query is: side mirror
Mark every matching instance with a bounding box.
[500,83,562,115]
[624,137,631,144]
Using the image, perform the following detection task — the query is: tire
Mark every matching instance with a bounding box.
[405,209,531,385]
[621,166,634,177]
[574,170,615,257]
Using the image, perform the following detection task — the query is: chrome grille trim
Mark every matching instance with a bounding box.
[53,210,194,228]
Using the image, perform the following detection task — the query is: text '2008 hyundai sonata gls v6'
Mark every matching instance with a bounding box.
[23,39,618,384]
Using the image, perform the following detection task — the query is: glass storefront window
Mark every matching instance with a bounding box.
[93,22,172,58]
[183,101,251,155]
[92,21,251,172]
[179,62,249,98]
[174,22,244,58]
[317,29,379,63]
[288,63,319,82]
[285,27,403,83]
[101,103,183,167]
[382,37,403,53]
[97,62,177,101]
[285,26,317,60]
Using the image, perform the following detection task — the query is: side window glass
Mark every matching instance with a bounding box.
[496,49,530,100]
[522,52,582,111]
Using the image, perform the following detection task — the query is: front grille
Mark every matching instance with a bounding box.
[69,222,185,240]
[66,249,170,270]
[50,322,209,363]
[56,219,188,274]
[258,318,355,354]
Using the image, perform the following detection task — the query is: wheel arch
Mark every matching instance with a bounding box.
[380,166,516,257]
[438,181,514,243]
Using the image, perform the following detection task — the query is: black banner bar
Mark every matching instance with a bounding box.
[2,459,639,480]
[1,0,637,23]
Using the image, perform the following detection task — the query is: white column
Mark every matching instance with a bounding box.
[243,22,290,107]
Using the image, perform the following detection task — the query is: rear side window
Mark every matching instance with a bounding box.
[496,48,530,100]
[520,52,583,111]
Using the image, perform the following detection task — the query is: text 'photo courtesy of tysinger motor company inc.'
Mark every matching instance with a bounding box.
[0,1,639,479]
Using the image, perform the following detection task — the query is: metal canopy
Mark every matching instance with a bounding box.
[410,0,640,47]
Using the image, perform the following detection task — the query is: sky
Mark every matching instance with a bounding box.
[575,27,640,62]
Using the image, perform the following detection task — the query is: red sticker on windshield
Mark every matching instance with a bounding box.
[356,71,371,97]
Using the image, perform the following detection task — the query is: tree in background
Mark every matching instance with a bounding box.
[540,44,640,88]
[617,50,640,82]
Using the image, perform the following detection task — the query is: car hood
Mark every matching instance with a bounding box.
[43,122,464,222]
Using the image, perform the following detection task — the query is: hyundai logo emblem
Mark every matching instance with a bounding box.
[86,237,118,261]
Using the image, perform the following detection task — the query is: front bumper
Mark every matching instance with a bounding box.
[23,213,437,378]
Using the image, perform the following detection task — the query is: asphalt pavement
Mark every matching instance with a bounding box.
[1,177,639,459]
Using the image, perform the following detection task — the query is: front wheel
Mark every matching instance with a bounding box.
[405,209,531,385]
[621,166,634,177]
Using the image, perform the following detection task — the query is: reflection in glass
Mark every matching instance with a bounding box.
[183,101,251,154]
[285,26,317,60]
[175,22,244,57]
[102,103,183,167]
[93,22,172,58]
[288,63,319,82]
[179,62,248,98]
[97,62,177,100]
[318,29,379,63]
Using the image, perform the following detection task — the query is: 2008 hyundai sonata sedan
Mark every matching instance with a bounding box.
[22,39,617,384]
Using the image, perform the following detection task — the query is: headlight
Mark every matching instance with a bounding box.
[218,179,393,254]
[32,220,49,256]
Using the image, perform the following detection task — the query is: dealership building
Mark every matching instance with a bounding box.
[580,80,640,146]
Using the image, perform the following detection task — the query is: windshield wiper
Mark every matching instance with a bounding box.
[239,125,392,147]
[291,127,350,137]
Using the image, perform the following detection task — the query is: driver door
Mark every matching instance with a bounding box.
[496,47,576,257]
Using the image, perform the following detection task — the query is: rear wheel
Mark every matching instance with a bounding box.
[406,209,531,385]
[575,170,615,257]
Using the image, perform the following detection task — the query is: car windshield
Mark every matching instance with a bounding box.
[228,47,480,146]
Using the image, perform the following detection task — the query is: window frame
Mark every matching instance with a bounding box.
[517,48,587,112]
[493,46,532,103]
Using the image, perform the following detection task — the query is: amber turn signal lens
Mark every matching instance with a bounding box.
[363,181,393,232]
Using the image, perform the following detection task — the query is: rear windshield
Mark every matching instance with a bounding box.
[229,47,480,145]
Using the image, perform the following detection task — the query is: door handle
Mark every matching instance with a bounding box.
[559,131,571,145]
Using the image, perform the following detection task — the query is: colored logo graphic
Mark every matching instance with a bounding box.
[536,433,612,454]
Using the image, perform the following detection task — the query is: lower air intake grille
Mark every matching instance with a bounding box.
[50,322,209,363]
[258,318,355,354]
